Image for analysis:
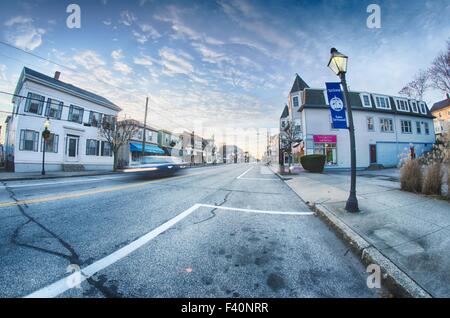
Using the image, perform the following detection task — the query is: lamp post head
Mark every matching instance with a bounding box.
[328,47,348,75]
[44,117,50,130]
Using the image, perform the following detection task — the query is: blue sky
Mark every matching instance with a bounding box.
[0,0,449,154]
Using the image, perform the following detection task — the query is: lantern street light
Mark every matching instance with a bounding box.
[41,117,51,176]
[327,48,359,212]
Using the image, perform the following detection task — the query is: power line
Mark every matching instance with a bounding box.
[0,41,195,132]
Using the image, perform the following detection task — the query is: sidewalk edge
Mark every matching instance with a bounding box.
[0,171,121,182]
[270,165,432,298]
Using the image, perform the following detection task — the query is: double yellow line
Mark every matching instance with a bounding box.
[0,168,222,208]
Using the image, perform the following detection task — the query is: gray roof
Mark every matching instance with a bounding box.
[14,67,122,111]
[280,105,289,119]
[300,88,434,119]
[430,97,450,113]
[290,74,309,94]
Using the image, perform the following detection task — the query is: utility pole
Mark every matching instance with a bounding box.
[141,97,149,160]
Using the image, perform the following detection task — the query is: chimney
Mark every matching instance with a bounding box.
[54,71,61,80]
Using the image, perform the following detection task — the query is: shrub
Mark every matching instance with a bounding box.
[400,159,422,193]
[422,163,443,195]
[300,154,326,173]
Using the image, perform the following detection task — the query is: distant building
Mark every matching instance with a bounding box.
[116,120,165,167]
[430,94,450,138]
[5,67,121,172]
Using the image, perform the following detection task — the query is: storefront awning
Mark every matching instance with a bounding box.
[130,142,165,154]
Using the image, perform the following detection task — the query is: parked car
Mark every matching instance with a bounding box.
[124,156,187,177]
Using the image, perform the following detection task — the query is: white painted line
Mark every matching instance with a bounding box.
[25,202,313,298]
[236,166,254,179]
[6,176,128,188]
[25,204,202,298]
[200,204,314,216]
[238,177,278,181]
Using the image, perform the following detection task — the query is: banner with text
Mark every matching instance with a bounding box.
[325,82,348,129]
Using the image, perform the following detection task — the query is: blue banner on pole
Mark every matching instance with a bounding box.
[325,82,348,129]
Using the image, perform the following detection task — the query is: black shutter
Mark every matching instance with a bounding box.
[58,102,63,119]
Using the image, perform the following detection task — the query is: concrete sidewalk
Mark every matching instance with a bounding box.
[270,164,450,297]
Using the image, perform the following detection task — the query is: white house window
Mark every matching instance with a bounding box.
[89,111,102,127]
[410,101,419,113]
[419,102,427,114]
[380,118,394,132]
[45,98,63,119]
[137,129,143,140]
[293,96,299,107]
[41,133,59,153]
[367,117,374,131]
[19,129,39,151]
[86,139,100,156]
[416,121,422,134]
[374,95,391,110]
[424,122,430,134]
[400,120,412,134]
[395,99,410,112]
[360,94,372,107]
[101,141,112,156]
[24,92,45,115]
[68,105,84,124]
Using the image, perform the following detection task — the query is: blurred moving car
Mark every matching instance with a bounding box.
[123,156,187,177]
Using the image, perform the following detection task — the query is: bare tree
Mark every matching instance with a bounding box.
[428,39,450,94]
[279,121,302,173]
[99,117,139,171]
[399,69,429,101]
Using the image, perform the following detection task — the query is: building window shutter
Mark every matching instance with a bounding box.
[19,130,25,150]
[37,96,44,115]
[24,93,32,112]
[58,102,63,119]
[86,139,89,155]
[96,141,100,156]
[68,106,73,121]
[101,141,105,156]
[79,108,84,124]
[45,99,51,116]
[34,131,39,151]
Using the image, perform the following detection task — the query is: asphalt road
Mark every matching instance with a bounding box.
[0,163,385,298]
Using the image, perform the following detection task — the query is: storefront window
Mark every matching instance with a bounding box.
[313,143,337,165]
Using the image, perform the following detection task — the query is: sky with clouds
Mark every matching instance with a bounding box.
[0,0,449,156]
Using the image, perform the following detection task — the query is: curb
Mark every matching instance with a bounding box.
[271,166,432,298]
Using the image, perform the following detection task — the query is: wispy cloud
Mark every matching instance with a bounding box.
[4,16,45,51]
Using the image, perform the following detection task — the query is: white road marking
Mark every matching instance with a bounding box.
[25,204,202,298]
[236,165,278,181]
[200,204,314,216]
[236,166,254,179]
[25,202,313,298]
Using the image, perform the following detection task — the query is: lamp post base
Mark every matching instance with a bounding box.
[345,194,359,213]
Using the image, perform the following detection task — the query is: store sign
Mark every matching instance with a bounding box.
[325,82,348,129]
[313,135,337,143]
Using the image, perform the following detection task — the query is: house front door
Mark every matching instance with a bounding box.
[369,144,377,164]
[66,135,79,162]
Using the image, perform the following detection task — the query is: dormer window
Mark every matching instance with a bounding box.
[373,95,391,110]
[395,98,410,112]
[410,100,419,113]
[360,93,372,108]
[418,102,427,114]
[293,96,299,107]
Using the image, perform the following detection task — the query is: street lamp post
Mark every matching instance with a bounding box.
[328,48,359,212]
[41,117,51,176]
